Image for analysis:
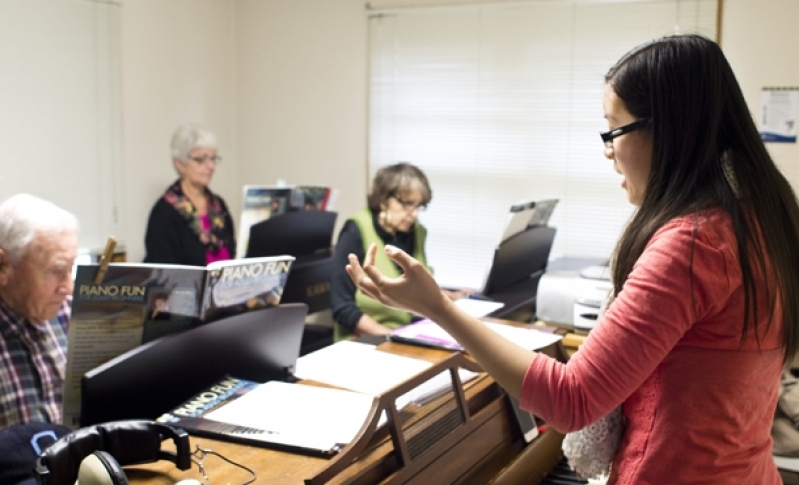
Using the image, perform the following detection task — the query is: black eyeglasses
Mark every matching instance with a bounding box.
[600,118,650,145]
[392,197,427,212]
[188,155,223,165]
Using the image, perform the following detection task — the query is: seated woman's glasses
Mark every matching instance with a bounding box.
[393,197,427,212]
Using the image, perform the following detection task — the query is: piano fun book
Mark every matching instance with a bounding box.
[63,255,294,428]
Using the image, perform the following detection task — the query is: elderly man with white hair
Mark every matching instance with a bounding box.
[0,194,78,428]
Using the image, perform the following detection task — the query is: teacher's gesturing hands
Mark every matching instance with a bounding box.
[346,243,452,322]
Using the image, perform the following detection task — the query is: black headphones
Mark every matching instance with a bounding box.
[33,420,192,485]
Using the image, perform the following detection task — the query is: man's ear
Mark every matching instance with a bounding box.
[0,249,12,286]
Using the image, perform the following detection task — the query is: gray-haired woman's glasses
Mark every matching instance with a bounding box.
[189,155,223,165]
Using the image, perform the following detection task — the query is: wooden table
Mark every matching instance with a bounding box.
[126,333,565,484]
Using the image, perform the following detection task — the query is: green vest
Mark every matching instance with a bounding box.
[334,208,429,341]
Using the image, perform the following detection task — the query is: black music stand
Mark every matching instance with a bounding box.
[244,210,338,355]
[482,225,557,320]
[280,258,334,315]
[245,210,337,261]
[280,255,336,355]
[80,304,308,426]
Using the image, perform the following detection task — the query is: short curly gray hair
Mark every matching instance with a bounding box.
[0,194,79,264]
[367,162,432,212]
[171,124,217,162]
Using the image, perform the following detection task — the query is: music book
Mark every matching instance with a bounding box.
[389,319,563,352]
[157,376,375,456]
[294,341,481,410]
[63,255,295,427]
[237,184,339,257]
[501,198,558,242]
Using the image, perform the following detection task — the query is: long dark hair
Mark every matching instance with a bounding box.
[607,34,799,363]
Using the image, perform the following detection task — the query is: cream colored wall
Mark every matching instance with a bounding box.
[121,0,367,262]
[720,0,799,188]
[117,0,797,262]
[234,0,368,244]
[120,0,238,262]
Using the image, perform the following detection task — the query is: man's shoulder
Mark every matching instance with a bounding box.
[0,297,23,335]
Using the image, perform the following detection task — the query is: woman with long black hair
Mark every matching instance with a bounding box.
[347,35,799,484]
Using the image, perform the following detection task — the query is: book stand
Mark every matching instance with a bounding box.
[307,352,495,484]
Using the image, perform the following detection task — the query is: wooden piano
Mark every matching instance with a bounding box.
[126,338,586,484]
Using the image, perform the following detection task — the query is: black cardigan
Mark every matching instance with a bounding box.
[143,197,236,267]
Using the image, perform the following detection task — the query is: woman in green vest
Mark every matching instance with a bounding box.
[330,163,468,341]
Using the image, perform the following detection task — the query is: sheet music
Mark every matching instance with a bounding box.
[204,380,374,452]
[774,455,799,472]
[500,198,558,241]
[392,319,563,352]
[453,297,505,317]
[294,341,433,395]
[484,321,563,349]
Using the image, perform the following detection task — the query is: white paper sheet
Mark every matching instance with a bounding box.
[293,341,433,395]
[204,380,374,452]
[453,297,505,317]
[391,319,562,352]
[483,321,563,350]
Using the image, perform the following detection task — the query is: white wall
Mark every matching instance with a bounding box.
[116,0,798,262]
[234,0,369,244]
[121,0,238,262]
[0,0,123,253]
[720,0,799,186]
[120,0,368,262]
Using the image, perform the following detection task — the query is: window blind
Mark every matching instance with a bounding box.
[0,0,124,254]
[368,0,718,288]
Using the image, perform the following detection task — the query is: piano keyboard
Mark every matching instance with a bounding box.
[540,458,589,485]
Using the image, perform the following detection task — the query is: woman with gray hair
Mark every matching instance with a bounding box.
[144,124,236,266]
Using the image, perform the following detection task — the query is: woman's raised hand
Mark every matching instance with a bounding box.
[346,243,450,320]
